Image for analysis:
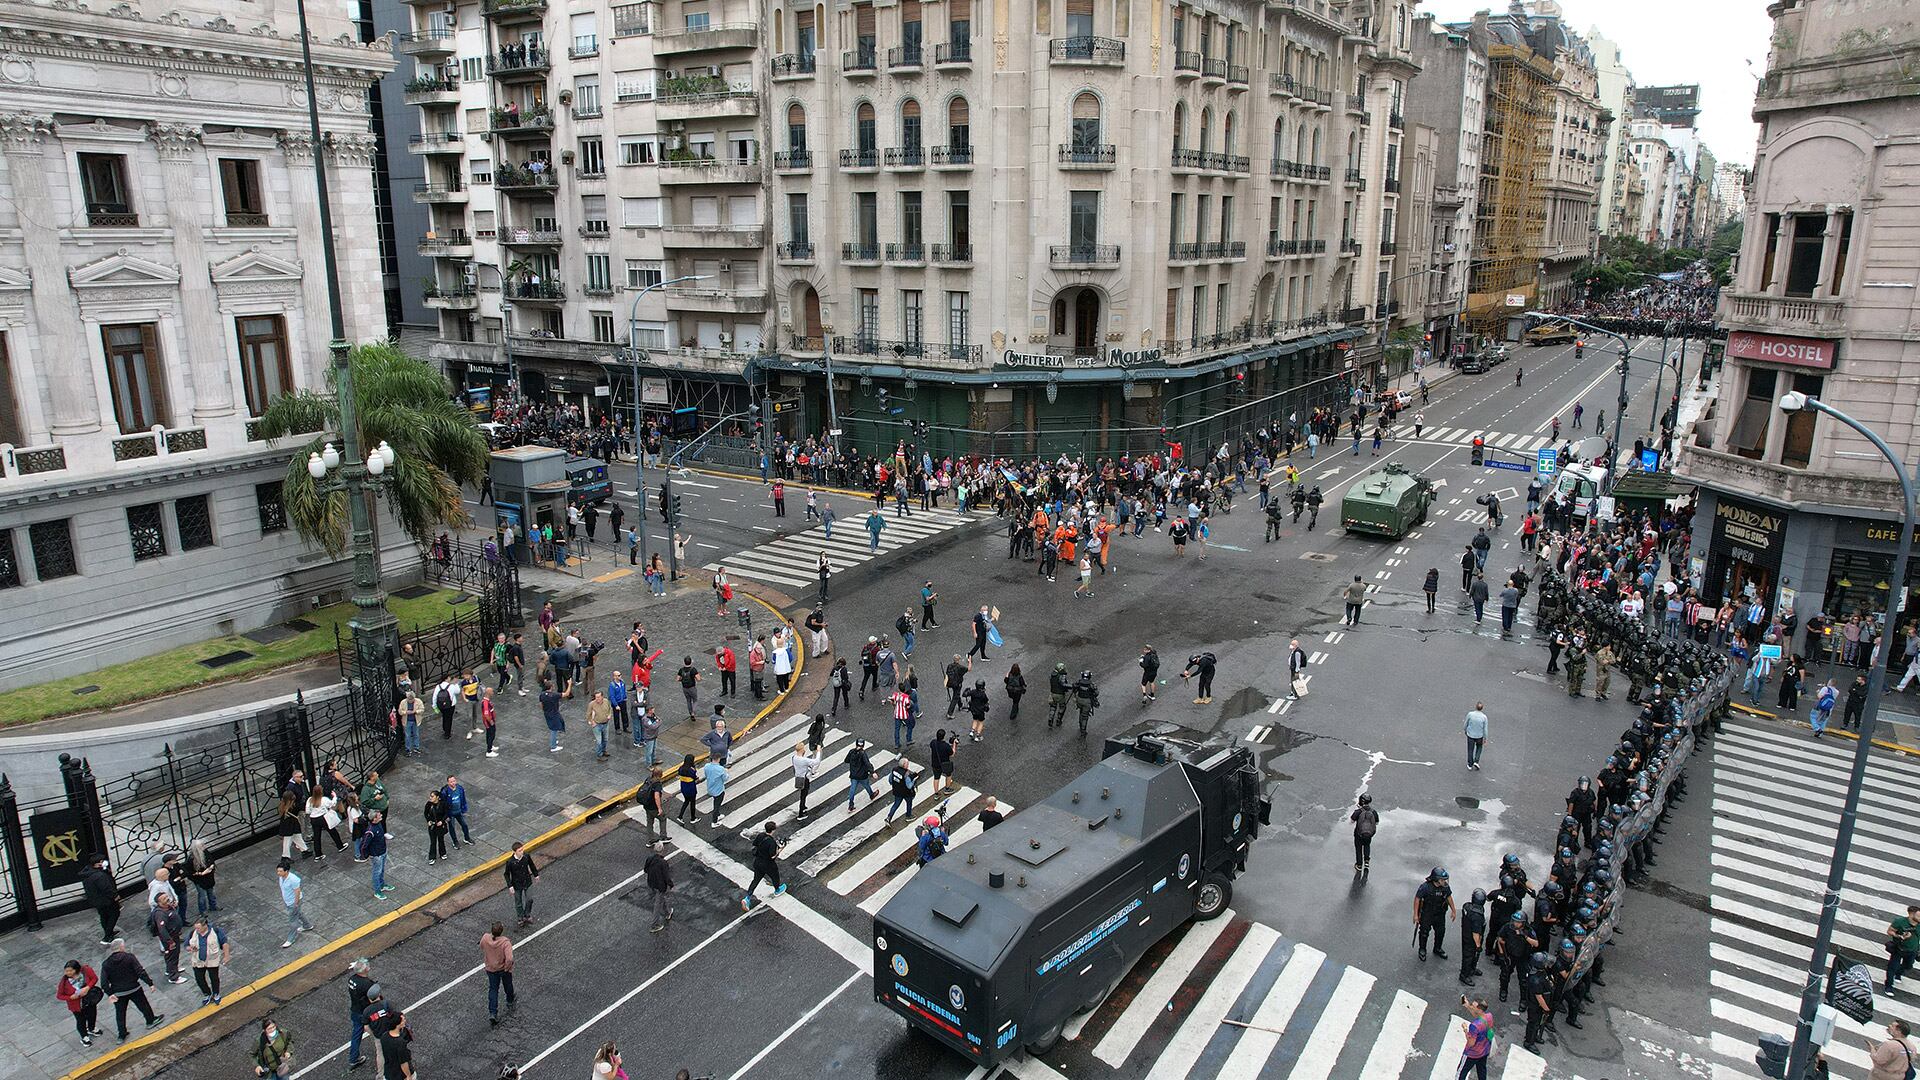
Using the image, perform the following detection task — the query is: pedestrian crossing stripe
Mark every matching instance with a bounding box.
[677,713,1603,1080]
[1706,716,1920,1080]
[704,507,981,589]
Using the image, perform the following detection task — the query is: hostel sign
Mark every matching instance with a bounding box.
[1725,331,1837,371]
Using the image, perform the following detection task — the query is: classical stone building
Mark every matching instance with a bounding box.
[1405,13,1484,358]
[760,0,1418,455]
[1678,0,1920,653]
[0,0,400,687]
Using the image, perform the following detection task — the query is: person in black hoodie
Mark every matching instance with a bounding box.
[100,939,164,1041]
[844,739,877,812]
[81,856,120,945]
[645,845,674,932]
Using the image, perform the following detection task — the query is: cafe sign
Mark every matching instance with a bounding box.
[1000,347,1163,370]
[1725,330,1837,371]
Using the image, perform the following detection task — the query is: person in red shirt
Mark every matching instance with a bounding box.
[714,645,738,698]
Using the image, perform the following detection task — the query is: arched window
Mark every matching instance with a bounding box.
[856,102,876,151]
[1310,125,1321,165]
[1273,117,1285,164]
[787,103,807,150]
[1295,127,1307,163]
[1223,112,1236,157]
[901,98,923,149]
[773,9,784,52]
[1070,91,1101,150]
[1199,107,1213,154]
[1172,102,1187,152]
[948,96,970,149]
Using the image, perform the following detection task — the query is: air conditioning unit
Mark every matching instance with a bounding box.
[717,260,732,272]
[702,65,722,78]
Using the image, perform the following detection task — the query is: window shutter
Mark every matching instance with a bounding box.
[1066,0,1092,16]
[903,99,921,120]
[856,4,875,34]
[950,97,969,125]
[796,8,813,30]
[950,0,970,19]
[1072,93,1099,120]
[904,0,921,19]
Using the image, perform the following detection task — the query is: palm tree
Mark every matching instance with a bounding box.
[254,342,489,557]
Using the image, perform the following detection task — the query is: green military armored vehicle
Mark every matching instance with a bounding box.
[1341,462,1436,538]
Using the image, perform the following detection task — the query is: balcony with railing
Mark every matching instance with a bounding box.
[413,181,468,203]
[1058,143,1116,168]
[841,242,881,263]
[489,107,556,138]
[403,76,461,105]
[501,226,563,247]
[481,0,546,20]
[1202,57,1227,83]
[661,283,767,314]
[1388,110,1404,130]
[654,80,758,120]
[930,144,973,168]
[772,148,813,172]
[423,284,480,309]
[1383,176,1401,194]
[578,222,610,239]
[840,147,880,171]
[1379,240,1398,255]
[612,3,650,36]
[659,223,765,247]
[652,22,761,55]
[656,154,763,184]
[1300,85,1333,107]
[888,44,924,70]
[397,29,455,56]
[1269,72,1296,97]
[493,162,558,193]
[408,130,465,155]
[1344,167,1365,188]
[884,146,927,169]
[1266,238,1303,257]
[1050,36,1125,64]
[884,243,927,264]
[771,53,817,78]
[569,37,599,59]
[1339,306,1367,324]
[1720,291,1847,333]
[572,103,603,120]
[930,243,973,264]
[110,425,210,462]
[934,41,971,66]
[842,47,879,75]
[1174,50,1201,77]
[1226,64,1250,90]
[418,231,474,256]
[1049,243,1120,268]
[1340,238,1360,255]
[1171,147,1207,172]
[506,281,567,303]
[1345,93,1370,118]
[487,47,550,80]
[776,241,816,262]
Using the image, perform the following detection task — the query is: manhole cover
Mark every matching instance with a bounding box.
[72,684,101,696]
[285,618,319,632]
[1300,552,1337,562]
[244,624,300,645]
[391,584,436,600]
[198,650,255,669]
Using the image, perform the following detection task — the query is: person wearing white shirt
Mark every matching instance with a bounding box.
[791,740,823,815]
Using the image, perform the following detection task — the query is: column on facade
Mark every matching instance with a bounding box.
[150,123,237,422]
[325,133,385,341]
[2,113,100,438]
[1815,208,1845,299]
[278,132,336,382]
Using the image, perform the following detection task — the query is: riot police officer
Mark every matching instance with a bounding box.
[1290,485,1307,523]
[1305,487,1324,530]
[1413,867,1456,961]
[1046,662,1072,728]
[1459,889,1487,985]
[1522,952,1555,1051]
[1566,777,1597,847]
[1071,669,1100,736]
[1492,911,1536,1003]
[1265,497,1286,543]
[1565,639,1588,697]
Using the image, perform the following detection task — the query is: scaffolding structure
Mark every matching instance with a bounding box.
[1467,43,1558,338]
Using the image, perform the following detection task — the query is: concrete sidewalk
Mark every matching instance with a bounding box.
[0,580,802,1080]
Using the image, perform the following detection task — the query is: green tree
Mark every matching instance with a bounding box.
[253,343,489,556]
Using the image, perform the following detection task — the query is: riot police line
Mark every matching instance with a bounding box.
[1414,565,1734,1054]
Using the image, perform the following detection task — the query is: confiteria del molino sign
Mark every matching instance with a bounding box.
[999,347,1164,370]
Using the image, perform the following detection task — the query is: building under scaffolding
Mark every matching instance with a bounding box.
[1467,42,1557,338]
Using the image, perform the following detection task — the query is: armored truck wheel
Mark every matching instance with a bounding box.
[1026,1019,1066,1056]
[1195,874,1233,920]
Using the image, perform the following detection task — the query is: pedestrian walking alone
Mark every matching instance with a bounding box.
[251,1018,294,1078]
[101,938,163,1040]
[645,845,674,933]
[676,754,700,822]
[742,821,787,908]
[423,792,450,865]
[1343,576,1367,626]
[791,739,823,816]
[1464,703,1489,770]
[1351,794,1378,871]
[184,915,229,1004]
[480,923,516,1025]
[275,860,314,948]
[505,841,539,926]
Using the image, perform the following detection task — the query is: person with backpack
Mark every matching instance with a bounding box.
[742,821,786,909]
[845,739,878,812]
[637,768,669,843]
[1866,1018,1915,1080]
[432,678,458,740]
[883,759,918,825]
[963,679,991,742]
[827,658,852,716]
[915,813,949,865]
[1351,794,1379,871]
[1002,663,1027,721]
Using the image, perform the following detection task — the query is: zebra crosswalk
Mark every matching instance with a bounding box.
[685,710,1592,1079]
[702,506,982,591]
[1706,717,1920,1079]
[1383,425,1560,454]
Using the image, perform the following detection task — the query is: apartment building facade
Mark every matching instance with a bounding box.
[1678,0,1920,647]
[403,0,775,421]
[0,0,403,685]
[1585,28,1637,239]
[1405,13,1484,359]
[758,0,1417,454]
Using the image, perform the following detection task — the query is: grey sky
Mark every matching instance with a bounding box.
[1416,0,1773,168]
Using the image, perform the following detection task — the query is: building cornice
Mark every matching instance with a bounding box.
[0,445,296,509]
[0,7,392,84]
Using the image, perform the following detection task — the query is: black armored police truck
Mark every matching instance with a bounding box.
[872,722,1269,1066]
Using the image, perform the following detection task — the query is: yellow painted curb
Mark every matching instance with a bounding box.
[61,594,806,1080]
[591,568,636,584]
[1727,701,1920,757]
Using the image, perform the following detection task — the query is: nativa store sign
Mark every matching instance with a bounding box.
[999,347,1164,370]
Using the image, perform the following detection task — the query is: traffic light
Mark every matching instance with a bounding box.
[669,493,685,526]
[1471,436,1485,465]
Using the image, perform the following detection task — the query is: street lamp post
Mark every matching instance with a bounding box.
[1524,312,1635,485]
[626,274,712,582]
[1778,392,1916,1080]
[820,323,842,459]
[295,0,396,675]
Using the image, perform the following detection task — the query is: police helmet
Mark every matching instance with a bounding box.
[1079,669,1093,681]
[1561,815,1579,830]
[1055,662,1068,672]
[1577,775,1591,786]
[1530,952,1551,970]
[1559,939,1577,953]
[1510,910,1527,924]
[1581,881,1597,896]
[1470,889,1487,904]
[1594,870,1613,884]
[1558,847,1575,860]
[1431,866,1449,882]
[1540,882,1562,898]
[1502,853,1520,867]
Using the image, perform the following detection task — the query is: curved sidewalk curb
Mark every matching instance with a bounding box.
[61,588,805,1080]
